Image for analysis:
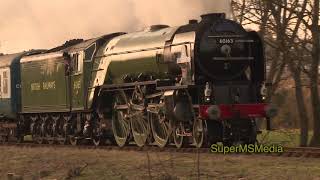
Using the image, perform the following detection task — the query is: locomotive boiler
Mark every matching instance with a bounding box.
[0,13,277,148]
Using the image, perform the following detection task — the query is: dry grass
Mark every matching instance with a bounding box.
[0,146,320,180]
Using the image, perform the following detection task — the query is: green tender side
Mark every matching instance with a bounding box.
[0,52,26,119]
[21,54,70,113]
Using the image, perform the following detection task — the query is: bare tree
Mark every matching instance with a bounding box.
[232,0,315,146]
[232,0,287,101]
[307,0,320,146]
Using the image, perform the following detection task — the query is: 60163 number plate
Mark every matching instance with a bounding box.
[218,38,234,44]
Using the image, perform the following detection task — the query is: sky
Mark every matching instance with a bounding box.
[0,0,232,53]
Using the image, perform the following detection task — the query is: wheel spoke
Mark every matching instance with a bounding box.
[150,111,170,148]
[112,91,130,147]
[131,113,149,147]
[113,111,130,147]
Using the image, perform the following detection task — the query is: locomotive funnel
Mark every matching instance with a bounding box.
[189,19,198,24]
[201,13,226,22]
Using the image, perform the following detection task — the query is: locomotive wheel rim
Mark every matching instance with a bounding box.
[150,113,170,148]
[112,91,130,147]
[131,112,149,147]
[112,111,130,147]
[193,119,205,148]
[92,136,101,146]
[173,124,185,149]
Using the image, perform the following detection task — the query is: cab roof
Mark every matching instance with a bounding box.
[0,52,25,68]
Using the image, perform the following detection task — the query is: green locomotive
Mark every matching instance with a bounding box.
[0,13,277,147]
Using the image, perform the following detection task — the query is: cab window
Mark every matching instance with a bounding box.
[72,53,81,73]
[84,44,96,61]
[3,71,8,94]
[0,69,10,98]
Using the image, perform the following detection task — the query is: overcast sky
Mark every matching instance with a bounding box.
[0,0,231,53]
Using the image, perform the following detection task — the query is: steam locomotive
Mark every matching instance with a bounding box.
[0,13,276,148]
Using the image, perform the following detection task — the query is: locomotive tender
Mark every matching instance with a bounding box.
[0,13,276,148]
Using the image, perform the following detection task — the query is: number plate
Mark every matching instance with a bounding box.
[218,38,234,44]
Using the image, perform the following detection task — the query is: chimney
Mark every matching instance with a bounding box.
[201,13,226,22]
[189,19,198,24]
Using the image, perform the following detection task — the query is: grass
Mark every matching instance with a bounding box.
[257,129,313,147]
[0,146,320,179]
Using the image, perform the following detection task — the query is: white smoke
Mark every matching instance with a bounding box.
[0,0,231,53]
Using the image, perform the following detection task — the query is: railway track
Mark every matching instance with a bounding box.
[0,142,212,153]
[281,147,320,158]
[1,142,320,158]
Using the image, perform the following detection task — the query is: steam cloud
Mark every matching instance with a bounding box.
[0,0,231,53]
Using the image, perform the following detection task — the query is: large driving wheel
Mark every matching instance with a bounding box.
[150,99,171,148]
[112,91,131,147]
[130,86,149,147]
[131,113,149,147]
